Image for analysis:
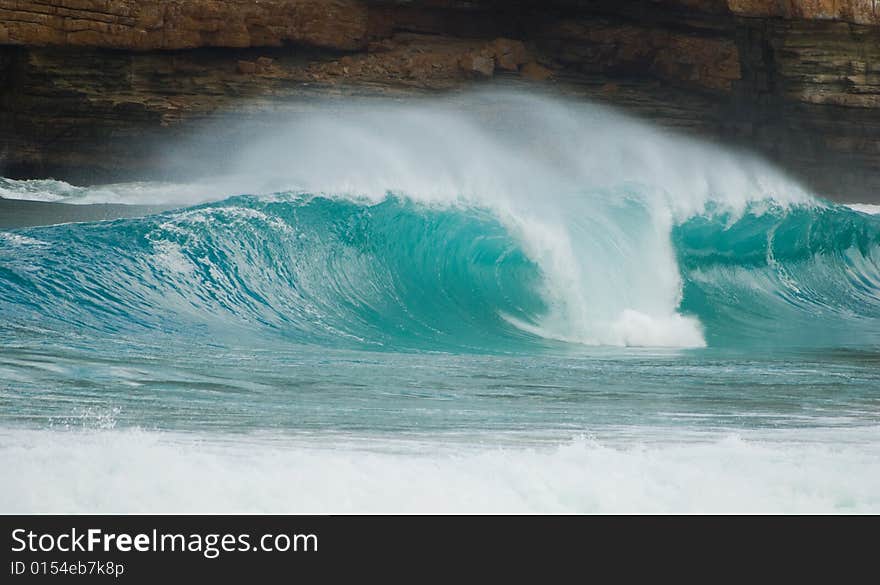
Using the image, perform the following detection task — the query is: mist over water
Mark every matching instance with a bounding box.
[1,91,879,512]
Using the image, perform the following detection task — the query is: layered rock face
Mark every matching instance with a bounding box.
[728,0,880,25]
[0,0,370,50]
[2,0,880,201]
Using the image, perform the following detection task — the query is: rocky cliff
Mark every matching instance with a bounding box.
[2,0,880,201]
[0,0,370,50]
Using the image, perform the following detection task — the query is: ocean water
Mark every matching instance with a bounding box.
[1,93,879,513]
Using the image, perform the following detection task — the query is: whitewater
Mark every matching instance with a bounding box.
[1,92,879,513]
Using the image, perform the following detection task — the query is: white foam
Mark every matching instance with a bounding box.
[0,233,49,247]
[610,309,706,348]
[847,203,880,215]
[2,427,878,514]
[149,241,194,275]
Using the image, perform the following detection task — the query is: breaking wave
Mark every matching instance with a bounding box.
[1,92,878,350]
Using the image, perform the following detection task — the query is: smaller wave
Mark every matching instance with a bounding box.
[0,178,84,203]
[677,202,880,347]
[0,177,217,206]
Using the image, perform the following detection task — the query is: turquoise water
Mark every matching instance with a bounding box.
[1,94,879,512]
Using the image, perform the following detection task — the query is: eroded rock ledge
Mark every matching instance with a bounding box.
[2,0,880,201]
[0,0,370,50]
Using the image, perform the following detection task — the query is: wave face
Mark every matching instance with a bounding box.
[1,92,879,351]
[1,195,547,351]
